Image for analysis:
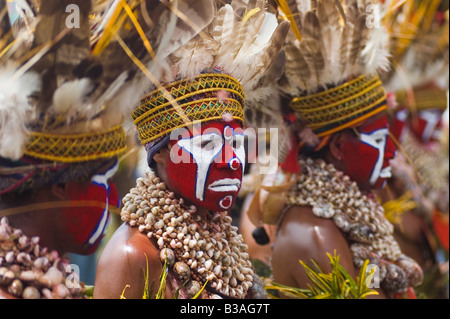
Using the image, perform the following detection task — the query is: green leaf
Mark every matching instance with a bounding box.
[266,252,379,299]
[192,280,209,300]
[155,253,169,299]
[300,260,332,292]
[143,254,150,299]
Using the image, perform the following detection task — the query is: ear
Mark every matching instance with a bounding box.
[328,133,345,161]
[51,183,69,201]
[152,147,169,165]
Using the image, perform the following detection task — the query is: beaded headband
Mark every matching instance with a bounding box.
[290,74,388,138]
[24,125,127,163]
[132,73,245,145]
[396,88,448,112]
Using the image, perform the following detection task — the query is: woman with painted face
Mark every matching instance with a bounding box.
[245,0,424,299]
[93,1,289,299]
[0,0,203,299]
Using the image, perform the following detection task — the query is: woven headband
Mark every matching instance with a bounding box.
[290,74,388,137]
[132,73,246,145]
[396,87,448,112]
[24,125,127,163]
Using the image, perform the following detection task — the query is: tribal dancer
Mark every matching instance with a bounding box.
[246,0,424,299]
[381,0,449,299]
[94,0,289,299]
[0,0,202,299]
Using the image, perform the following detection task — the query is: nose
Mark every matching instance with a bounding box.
[216,142,240,170]
[385,135,397,161]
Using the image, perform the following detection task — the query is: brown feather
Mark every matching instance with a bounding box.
[0,0,10,39]
[261,50,286,88]
[348,13,367,67]
[318,0,340,29]
[299,38,324,86]
[245,20,290,85]
[284,43,311,87]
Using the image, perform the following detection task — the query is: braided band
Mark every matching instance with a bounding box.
[290,74,388,137]
[132,74,245,145]
[24,125,127,163]
[396,87,448,112]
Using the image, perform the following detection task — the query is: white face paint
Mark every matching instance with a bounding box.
[167,122,246,212]
[87,160,119,245]
[208,178,242,192]
[177,132,223,201]
[418,110,443,142]
[359,128,391,185]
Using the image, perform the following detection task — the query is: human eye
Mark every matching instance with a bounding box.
[373,132,388,145]
[199,134,221,151]
[232,135,244,150]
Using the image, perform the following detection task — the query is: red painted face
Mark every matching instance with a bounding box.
[165,121,245,212]
[340,115,396,190]
[409,110,444,144]
[390,108,409,142]
[60,161,119,254]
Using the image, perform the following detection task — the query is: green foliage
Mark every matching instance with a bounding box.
[120,253,209,299]
[265,251,379,299]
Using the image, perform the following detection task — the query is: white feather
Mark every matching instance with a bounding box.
[0,69,40,160]
[362,22,391,75]
[51,79,94,123]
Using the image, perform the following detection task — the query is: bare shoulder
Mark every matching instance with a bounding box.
[275,205,348,251]
[272,205,356,289]
[93,223,163,299]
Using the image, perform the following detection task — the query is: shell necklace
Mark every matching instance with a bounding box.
[0,217,87,299]
[285,157,423,293]
[120,171,255,299]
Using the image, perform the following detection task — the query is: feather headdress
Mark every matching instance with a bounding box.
[382,0,449,109]
[0,0,214,162]
[132,0,290,146]
[278,0,391,95]
[276,0,392,141]
[0,0,214,194]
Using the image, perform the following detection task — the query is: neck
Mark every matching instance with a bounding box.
[196,206,210,219]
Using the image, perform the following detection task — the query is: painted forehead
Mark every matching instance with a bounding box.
[170,120,244,142]
[356,114,388,134]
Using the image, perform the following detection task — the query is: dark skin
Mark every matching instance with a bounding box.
[94,147,212,299]
[1,183,99,255]
[0,159,117,298]
[0,183,98,298]
[238,193,276,266]
[377,109,442,272]
[270,114,390,299]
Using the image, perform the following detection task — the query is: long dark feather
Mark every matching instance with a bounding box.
[299,38,324,87]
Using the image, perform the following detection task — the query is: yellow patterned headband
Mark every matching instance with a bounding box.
[396,87,448,112]
[24,125,127,163]
[132,73,246,145]
[290,74,388,137]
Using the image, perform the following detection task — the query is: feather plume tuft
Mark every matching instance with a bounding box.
[279,0,392,95]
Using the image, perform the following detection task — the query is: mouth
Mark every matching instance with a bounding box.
[208,178,241,192]
[379,166,392,179]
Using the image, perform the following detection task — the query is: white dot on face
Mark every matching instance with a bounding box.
[224,126,233,141]
[219,195,234,210]
[229,158,240,171]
